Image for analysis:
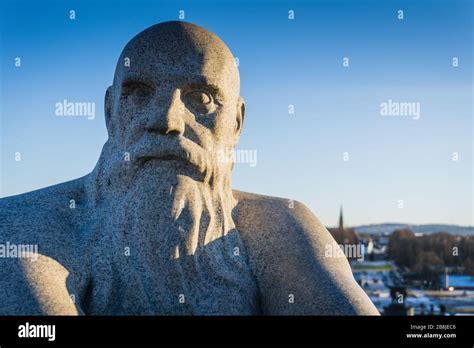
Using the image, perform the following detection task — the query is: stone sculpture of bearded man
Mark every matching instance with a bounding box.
[0,21,379,316]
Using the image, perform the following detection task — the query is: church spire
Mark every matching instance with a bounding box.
[339,205,344,230]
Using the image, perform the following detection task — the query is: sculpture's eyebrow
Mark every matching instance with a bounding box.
[185,82,220,93]
[186,75,214,85]
[184,76,224,100]
[186,75,223,89]
[120,74,225,101]
[121,76,155,88]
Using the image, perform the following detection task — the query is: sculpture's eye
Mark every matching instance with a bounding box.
[122,81,153,104]
[184,90,216,115]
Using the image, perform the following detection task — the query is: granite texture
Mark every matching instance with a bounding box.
[0,21,379,315]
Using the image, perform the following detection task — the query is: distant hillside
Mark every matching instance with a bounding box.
[352,223,474,236]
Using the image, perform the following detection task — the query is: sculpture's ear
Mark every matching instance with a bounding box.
[104,86,113,134]
[235,96,245,143]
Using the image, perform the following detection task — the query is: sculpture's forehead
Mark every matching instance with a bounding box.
[115,22,239,92]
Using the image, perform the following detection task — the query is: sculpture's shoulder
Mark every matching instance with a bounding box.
[232,189,325,237]
[232,189,379,315]
[232,189,332,271]
[0,177,89,315]
[0,177,87,239]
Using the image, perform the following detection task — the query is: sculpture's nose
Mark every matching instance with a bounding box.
[146,89,185,136]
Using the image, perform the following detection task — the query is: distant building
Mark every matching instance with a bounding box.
[378,234,390,246]
[328,205,359,246]
[366,237,388,261]
[440,274,474,290]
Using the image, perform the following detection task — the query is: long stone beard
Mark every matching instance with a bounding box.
[85,143,259,315]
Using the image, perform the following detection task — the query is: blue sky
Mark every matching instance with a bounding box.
[1,0,472,226]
